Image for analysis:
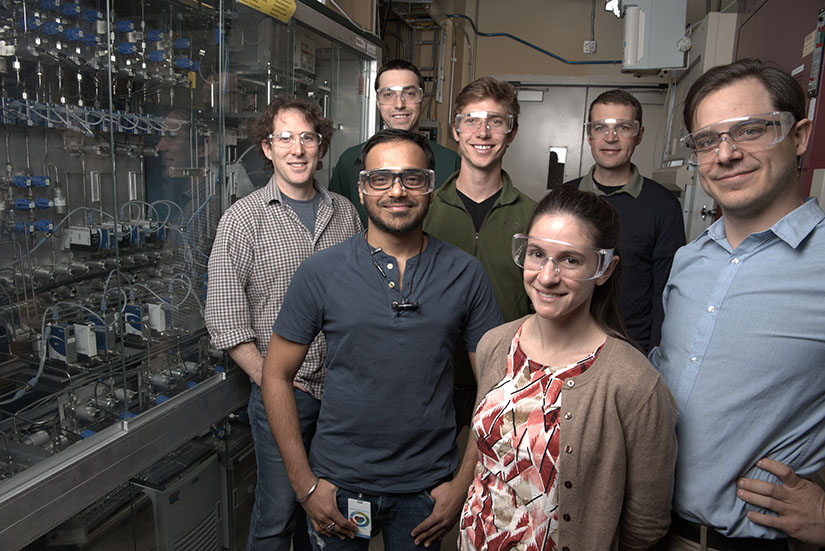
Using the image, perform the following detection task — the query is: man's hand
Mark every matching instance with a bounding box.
[411,479,467,547]
[302,478,357,540]
[737,457,825,545]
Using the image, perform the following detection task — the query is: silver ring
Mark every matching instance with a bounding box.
[326,522,336,530]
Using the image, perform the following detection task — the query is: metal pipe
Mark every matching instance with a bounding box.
[447,42,456,128]
[471,2,479,81]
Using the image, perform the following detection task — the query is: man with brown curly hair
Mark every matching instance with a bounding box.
[206,96,361,551]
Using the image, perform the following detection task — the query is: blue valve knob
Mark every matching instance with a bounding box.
[117,43,138,55]
[12,175,30,188]
[115,20,135,33]
[64,27,84,41]
[82,9,103,23]
[42,21,63,36]
[61,3,82,17]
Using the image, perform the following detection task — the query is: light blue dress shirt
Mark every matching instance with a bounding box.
[650,197,825,538]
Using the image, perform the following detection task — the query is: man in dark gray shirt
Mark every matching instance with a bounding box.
[262,130,501,550]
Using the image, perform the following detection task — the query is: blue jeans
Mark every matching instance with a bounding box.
[247,384,321,551]
[307,487,439,551]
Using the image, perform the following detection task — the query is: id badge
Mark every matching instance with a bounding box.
[347,498,371,539]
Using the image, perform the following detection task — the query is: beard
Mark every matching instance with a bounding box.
[364,196,430,235]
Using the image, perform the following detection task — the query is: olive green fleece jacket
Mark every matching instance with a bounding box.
[424,170,536,323]
[424,170,536,386]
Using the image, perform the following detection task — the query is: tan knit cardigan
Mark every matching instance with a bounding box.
[472,316,678,551]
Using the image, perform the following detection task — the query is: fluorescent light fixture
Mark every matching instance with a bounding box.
[605,0,622,18]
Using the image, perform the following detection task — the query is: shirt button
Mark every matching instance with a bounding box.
[387,263,394,269]
[566,380,575,388]
[388,281,395,288]
[565,446,573,454]
[707,305,715,313]
[690,356,698,364]
[564,481,572,488]
[731,258,740,264]
[564,412,572,420]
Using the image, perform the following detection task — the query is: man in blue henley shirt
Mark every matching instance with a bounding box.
[651,59,825,550]
[261,129,502,550]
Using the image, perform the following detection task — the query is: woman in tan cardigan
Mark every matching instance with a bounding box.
[458,187,677,551]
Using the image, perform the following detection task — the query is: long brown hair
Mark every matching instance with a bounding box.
[527,187,634,346]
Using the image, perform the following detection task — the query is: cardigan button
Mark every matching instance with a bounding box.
[564,412,572,420]
[566,380,575,388]
[564,481,572,488]
[562,547,570,551]
[564,446,573,454]
[563,514,571,521]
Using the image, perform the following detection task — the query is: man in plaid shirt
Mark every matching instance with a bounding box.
[205,96,362,551]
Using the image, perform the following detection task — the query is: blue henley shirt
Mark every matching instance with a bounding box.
[274,232,503,494]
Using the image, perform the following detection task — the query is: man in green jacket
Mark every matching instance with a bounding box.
[329,59,460,225]
[424,77,536,428]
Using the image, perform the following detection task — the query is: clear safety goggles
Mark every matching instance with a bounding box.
[512,234,614,281]
[376,86,424,105]
[267,131,322,149]
[454,111,514,134]
[358,168,435,195]
[680,111,796,165]
[585,118,640,139]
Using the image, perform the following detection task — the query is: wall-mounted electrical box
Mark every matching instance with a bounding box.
[622,0,688,71]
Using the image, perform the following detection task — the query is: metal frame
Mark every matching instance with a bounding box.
[0,370,250,550]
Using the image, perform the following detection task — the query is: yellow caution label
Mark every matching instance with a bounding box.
[238,0,296,23]
[187,70,197,89]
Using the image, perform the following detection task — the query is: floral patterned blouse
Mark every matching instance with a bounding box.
[459,324,601,551]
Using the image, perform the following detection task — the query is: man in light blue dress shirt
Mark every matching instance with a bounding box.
[650,59,825,551]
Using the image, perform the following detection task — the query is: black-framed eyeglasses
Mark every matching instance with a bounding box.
[358,168,435,195]
[267,131,322,149]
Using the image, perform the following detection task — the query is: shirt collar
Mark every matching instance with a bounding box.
[263,174,331,207]
[705,197,824,250]
[579,164,643,198]
[440,169,520,206]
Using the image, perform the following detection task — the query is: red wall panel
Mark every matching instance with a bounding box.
[735,0,825,196]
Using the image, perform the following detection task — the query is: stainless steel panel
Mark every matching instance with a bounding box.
[0,370,249,550]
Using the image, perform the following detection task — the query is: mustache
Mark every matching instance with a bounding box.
[377,198,418,207]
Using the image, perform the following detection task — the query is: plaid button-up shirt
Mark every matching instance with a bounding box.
[205,176,362,398]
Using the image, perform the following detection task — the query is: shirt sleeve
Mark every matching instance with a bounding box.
[329,147,357,200]
[328,158,346,196]
[339,195,364,234]
[619,376,678,549]
[272,256,325,345]
[650,196,686,348]
[205,209,257,350]
[461,260,505,352]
